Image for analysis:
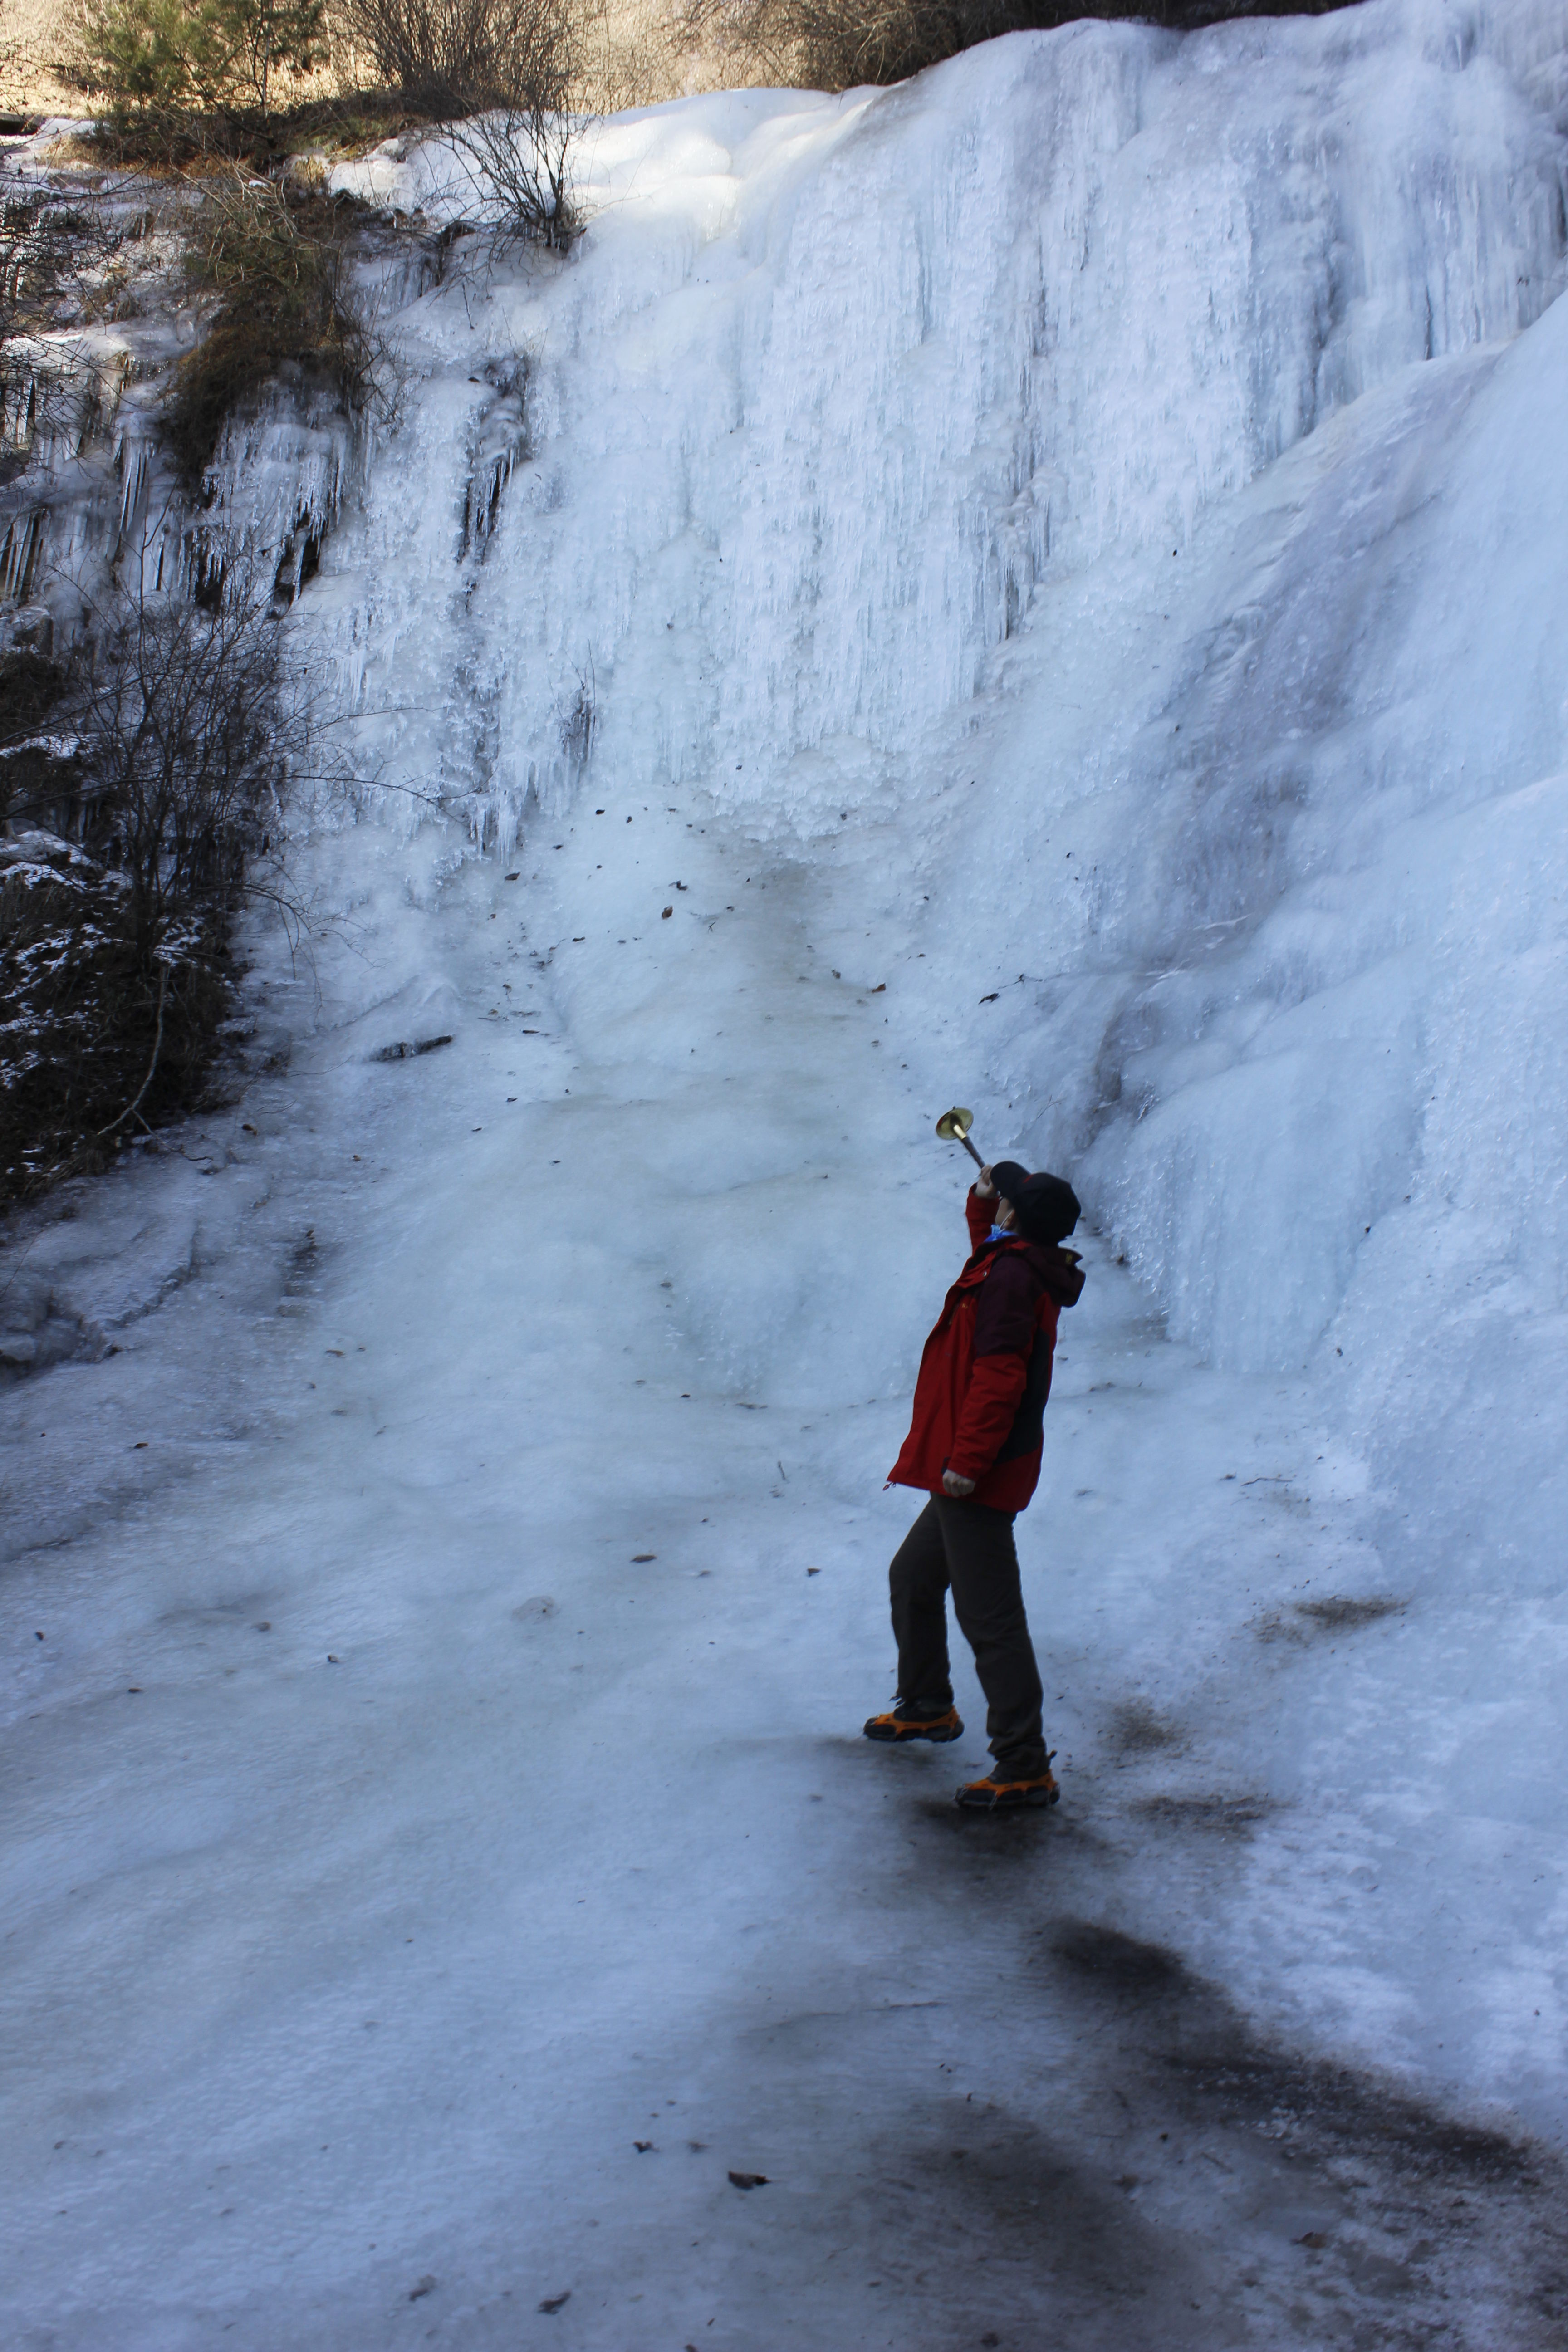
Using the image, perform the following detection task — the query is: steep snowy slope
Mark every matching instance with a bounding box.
[4,2,1568,2345]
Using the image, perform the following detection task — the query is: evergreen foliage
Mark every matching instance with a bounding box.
[79,0,327,120]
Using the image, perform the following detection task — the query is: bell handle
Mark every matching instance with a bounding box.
[936,1107,987,1172]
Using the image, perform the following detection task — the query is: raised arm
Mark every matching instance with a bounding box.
[964,1164,999,1254]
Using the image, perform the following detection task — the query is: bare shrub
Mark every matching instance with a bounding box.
[449,92,578,250]
[0,650,73,829]
[339,0,585,247]
[67,570,290,960]
[686,0,1358,91]
[0,566,308,1201]
[0,833,231,1195]
[680,0,1001,88]
[340,0,573,116]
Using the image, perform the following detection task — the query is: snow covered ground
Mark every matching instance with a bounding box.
[5,0,1568,2341]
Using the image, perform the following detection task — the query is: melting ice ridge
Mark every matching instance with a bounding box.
[5,0,1568,2343]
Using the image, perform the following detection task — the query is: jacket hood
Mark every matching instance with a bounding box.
[968,1231,1085,1307]
[1021,1240,1085,1308]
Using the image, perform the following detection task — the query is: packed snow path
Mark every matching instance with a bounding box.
[7,1,1568,2342]
[8,839,1563,2352]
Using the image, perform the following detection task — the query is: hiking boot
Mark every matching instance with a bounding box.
[955,1759,1059,1811]
[863,1699,965,1744]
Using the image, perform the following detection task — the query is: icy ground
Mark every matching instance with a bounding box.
[6,1,1568,2342]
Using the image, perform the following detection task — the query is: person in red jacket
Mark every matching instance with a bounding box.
[865,1159,1084,1810]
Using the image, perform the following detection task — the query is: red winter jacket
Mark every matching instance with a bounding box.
[887,1187,1085,1514]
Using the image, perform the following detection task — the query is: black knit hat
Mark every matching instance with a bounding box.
[989,1160,1031,1206]
[1011,1172,1081,1245]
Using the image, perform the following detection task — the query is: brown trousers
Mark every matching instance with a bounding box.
[889,1496,1048,1780]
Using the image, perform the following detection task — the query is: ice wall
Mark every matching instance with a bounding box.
[0,134,362,647]
[333,0,1567,825]
[310,0,1568,1569]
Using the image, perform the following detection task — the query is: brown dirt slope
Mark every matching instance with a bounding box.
[0,0,80,114]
